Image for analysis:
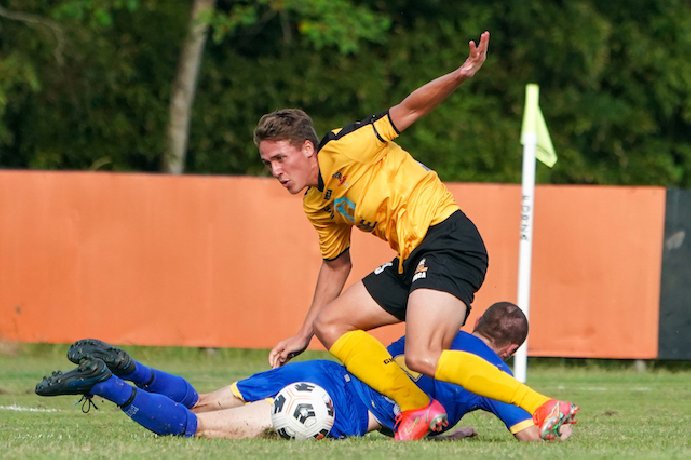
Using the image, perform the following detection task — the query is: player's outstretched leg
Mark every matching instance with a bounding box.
[68,338,198,408]
[394,399,449,441]
[532,399,580,440]
[36,357,198,437]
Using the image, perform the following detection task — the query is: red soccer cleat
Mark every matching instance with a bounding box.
[394,399,448,441]
[532,399,580,440]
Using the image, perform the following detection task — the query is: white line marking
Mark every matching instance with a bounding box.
[556,385,651,392]
[0,404,59,413]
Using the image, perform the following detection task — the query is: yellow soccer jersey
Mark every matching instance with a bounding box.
[303,111,458,266]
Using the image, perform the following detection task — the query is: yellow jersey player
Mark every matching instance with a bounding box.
[254,31,577,441]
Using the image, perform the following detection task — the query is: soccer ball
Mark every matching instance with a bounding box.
[271,382,335,440]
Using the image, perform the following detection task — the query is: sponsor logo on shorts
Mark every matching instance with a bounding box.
[374,262,393,275]
[412,259,428,282]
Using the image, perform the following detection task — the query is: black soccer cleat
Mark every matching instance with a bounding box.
[35,357,112,396]
[67,339,136,376]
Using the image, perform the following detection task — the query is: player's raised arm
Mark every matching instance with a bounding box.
[268,252,352,368]
[388,31,490,133]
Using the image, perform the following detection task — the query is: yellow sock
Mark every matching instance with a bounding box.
[330,330,429,411]
[435,349,549,413]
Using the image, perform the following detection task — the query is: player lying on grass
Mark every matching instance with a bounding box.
[35,302,576,441]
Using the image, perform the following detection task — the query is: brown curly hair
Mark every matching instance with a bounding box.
[253,109,319,148]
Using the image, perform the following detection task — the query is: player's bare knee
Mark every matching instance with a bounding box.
[403,352,438,377]
[313,316,340,348]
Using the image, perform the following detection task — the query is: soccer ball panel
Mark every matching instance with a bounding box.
[271,382,335,440]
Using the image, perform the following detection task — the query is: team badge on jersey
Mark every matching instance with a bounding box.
[332,171,347,185]
[334,196,355,222]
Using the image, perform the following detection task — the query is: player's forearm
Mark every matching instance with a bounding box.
[389,31,489,133]
[391,69,468,128]
[298,255,352,338]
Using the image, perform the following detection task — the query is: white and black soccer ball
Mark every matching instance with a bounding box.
[271,382,335,440]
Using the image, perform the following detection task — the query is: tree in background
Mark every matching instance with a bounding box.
[164,0,214,174]
[0,0,689,187]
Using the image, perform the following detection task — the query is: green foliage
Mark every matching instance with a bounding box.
[0,0,187,170]
[0,52,40,147]
[1,0,689,186]
[52,0,142,27]
[289,0,390,53]
[208,0,389,53]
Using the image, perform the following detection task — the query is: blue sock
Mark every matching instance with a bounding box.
[120,362,154,387]
[122,388,198,437]
[121,362,199,409]
[90,375,135,406]
[91,375,197,437]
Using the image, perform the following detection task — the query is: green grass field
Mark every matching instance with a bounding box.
[1,344,689,459]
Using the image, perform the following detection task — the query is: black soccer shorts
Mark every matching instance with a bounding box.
[362,210,488,324]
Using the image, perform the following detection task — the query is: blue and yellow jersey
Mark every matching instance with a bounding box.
[303,112,458,264]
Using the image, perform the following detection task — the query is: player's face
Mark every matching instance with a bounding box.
[259,139,317,195]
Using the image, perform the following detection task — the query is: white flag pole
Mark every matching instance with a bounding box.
[515,84,539,383]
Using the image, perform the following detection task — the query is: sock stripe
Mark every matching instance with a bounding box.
[142,372,155,387]
[118,387,138,409]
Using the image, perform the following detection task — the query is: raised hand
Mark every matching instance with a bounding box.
[268,334,310,368]
[458,31,490,78]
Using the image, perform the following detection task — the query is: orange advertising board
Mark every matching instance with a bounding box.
[0,171,665,358]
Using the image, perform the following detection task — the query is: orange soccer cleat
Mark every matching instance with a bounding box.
[533,399,580,440]
[394,399,449,441]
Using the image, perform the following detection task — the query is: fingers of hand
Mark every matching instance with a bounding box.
[269,345,285,367]
[475,31,490,57]
[270,354,284,369]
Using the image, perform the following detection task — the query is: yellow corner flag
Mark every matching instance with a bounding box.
[520,84,557,167]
